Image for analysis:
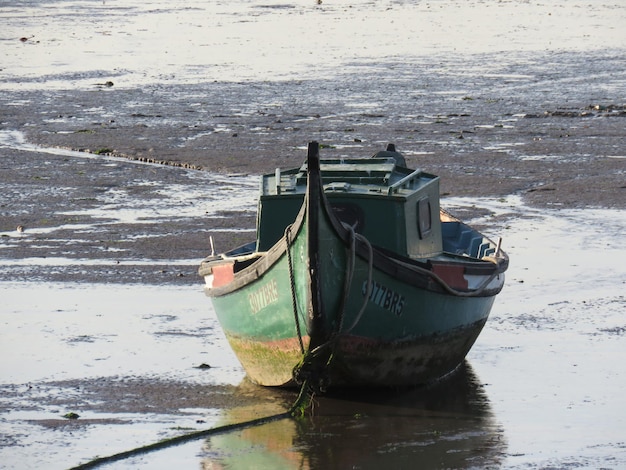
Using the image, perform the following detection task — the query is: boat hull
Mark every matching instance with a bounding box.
[208,257,495,387]
[201,142,506,389]
[205,200,501,387]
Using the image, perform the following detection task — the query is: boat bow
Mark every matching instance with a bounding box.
[199,141,509,388]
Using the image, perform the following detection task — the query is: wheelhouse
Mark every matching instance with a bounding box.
[256,155,442,259]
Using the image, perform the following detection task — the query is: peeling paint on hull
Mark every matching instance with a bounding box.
[329,319,488,386]
[223,319,486,387]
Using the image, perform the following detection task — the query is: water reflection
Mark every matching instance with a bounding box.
[201,362,506,469]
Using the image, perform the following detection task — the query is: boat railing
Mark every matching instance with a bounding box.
[386,169,423,195]
[442,221,499,259]
[296,173,390,187]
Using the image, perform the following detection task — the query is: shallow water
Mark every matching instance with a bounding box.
[1,0,626,468]
[1,283,242,385]
[2,0,624,89]
[1,144,625,468]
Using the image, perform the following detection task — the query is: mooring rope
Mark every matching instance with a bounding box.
[335,223,374,335]
[70,226,313,469]
[70,207,502,468]
[335,222,357,334]
[291,224,375,399]
[68,388,320,470]
[68,411,293,470]
[285,224,305,354]
[343,229,374,334]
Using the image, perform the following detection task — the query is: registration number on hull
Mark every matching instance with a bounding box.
[249,279,280,314]
[362,280,405,316]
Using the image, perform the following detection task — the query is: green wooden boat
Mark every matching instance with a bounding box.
[199,142,508,389]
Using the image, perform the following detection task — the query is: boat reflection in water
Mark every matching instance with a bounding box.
[200,362,506,469]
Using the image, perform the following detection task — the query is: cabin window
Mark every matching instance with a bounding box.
[417,197,432,239]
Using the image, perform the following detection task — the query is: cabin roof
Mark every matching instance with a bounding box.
[262,158,438,199]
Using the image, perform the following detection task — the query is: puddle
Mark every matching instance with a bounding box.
[1,127,625,469]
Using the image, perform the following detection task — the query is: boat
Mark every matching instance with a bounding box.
[199,142,508,389]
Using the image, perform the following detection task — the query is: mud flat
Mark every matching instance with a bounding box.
[1,137,625,469]
[4,73,626,210]
[1,0,625,468]
[2,2,625,209]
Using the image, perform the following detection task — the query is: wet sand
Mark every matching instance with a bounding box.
[1,0,626,468]
[2,183,624,468]
[4,78,626,210]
